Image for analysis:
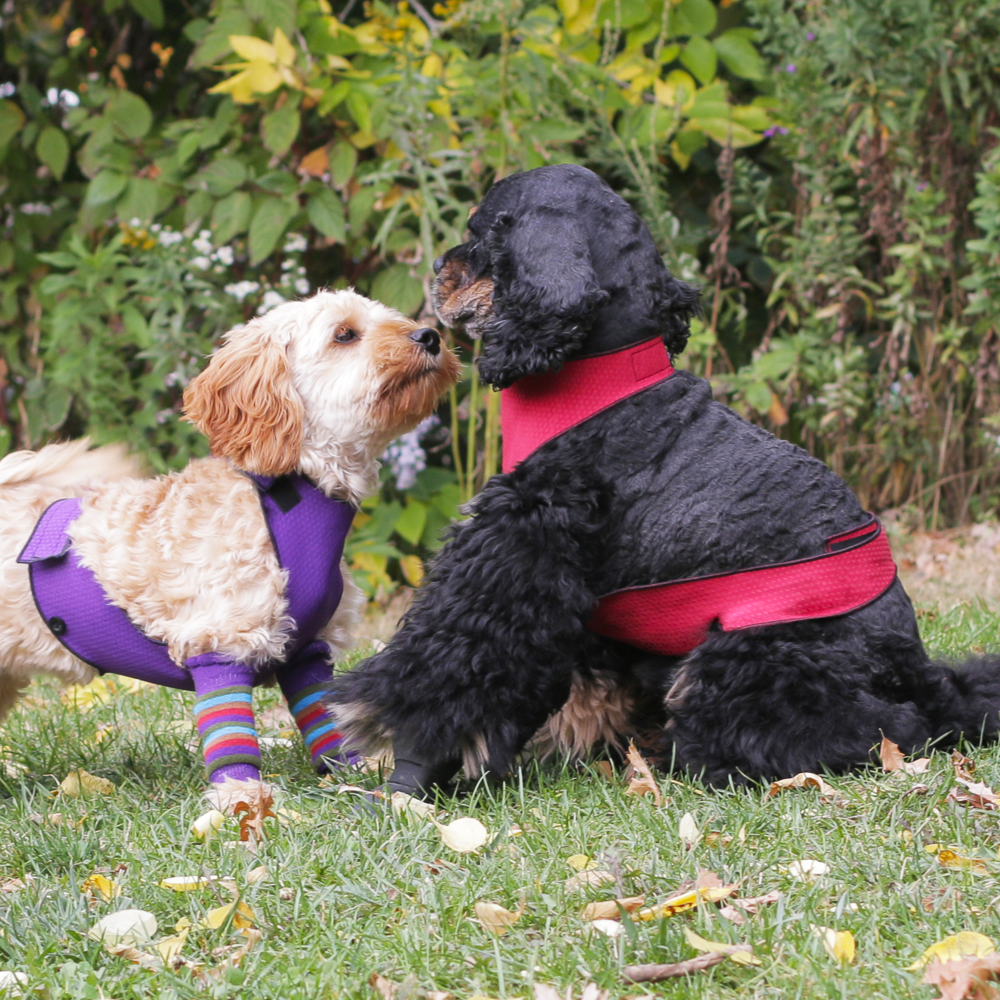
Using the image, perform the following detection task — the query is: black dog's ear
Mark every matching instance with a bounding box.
[655,274,702,358]
[477,207,610,389]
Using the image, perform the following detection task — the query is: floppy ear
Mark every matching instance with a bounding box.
[653,274,702,358]
[478,207,610,389]
[182,323,305,476]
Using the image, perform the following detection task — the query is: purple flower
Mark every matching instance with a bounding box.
[785,63,797,73]
[807,31,815,41]
[916,181,928,192]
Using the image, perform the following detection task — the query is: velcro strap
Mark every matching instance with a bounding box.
[17,498,82,564]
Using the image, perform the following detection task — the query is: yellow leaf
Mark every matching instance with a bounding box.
[811,925,856,964]
[61,676,116,711]
[201,901,255,931]
[191,809,226,840]
[567,854,598,872]
[475,899,524,936]
[246,865,270,885]
[228,34,277,63]
[684,926,761,965]
[82,873,121,902]
[155,927,189,963]
[937,849,990,873]
[636,884,737,920]
[158,876,210,892]
[421,53,444,77]
[272,28,296,67]
[244,61,284,95]
[117,676,152,695]
[907,932,996,970]
[435,817,489,853]
[208,69,258,104]
[59,769,115,797]
[399,554,424,587]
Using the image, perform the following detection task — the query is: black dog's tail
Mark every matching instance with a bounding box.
[926,656,1000,747]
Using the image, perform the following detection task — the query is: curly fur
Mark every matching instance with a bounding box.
[334,166,1000,793]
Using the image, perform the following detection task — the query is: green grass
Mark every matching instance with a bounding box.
[2,605,1000,999]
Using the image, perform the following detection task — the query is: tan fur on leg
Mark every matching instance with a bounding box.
[531,673,634,760]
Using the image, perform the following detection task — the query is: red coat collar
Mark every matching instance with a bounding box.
[499,337,675,472]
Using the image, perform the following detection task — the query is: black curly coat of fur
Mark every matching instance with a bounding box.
[331,164,1000,794]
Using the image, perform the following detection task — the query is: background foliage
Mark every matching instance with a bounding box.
[2,0,1000,593]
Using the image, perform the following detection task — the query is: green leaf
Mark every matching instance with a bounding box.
[318,80,351,116]
[394,500,427,545]
[370,263,424,316]
[349,187,379,234]
[36,126,70,179]
[329,141,357,187]
[680,36,717,84]
[118,177,158,223]
[672,0,716,36]
[746,380,773,414]
[261,103,301,157]
[195,157,247,198]
[105,91,153,141]
[184,189,213,228]
[36,252,81,269]
[754,343,798,380]
[307,189,346,242]
[346,91,372,134]
[86,170,128,206]
[212,191,252,244]
[128,0,164,27]
[713,30,765,81]
[249,197,297,265]
[0,100,26,148]
[689,117,761,148]
[596,0,651,29]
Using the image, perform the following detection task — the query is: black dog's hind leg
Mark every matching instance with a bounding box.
[658,618,938,787]
[331,465,612,798]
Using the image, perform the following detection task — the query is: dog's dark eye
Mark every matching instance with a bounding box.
[334,327,359,344]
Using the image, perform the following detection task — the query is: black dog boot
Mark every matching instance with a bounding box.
[387,732,461,800]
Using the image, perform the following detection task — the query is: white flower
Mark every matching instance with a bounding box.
[192,231,213,255]
[294,278,310,295]
[157,228,183,247]
[258,290,286,314]
[223,280,259,302]
[283,233,308,254]
[20,203,52,216]
[189,256,211,271]
[213,245,234,265]
[382,415,439,489]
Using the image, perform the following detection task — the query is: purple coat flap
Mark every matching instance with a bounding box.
[17,498,82,564]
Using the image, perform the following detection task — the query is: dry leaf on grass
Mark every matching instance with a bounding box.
[938,850,991,874]
[684,927,761,965]
[623,952,729,982]
[625,743,662,805]
[105,942,162,969]
[948,779,1000,810]
[811,925,856,963]
[434,817,489,853]
[247,865,269,885]
[58,769,115,797]
[567,854,598,872]
[908,933,997,970]
[635,884,737,920]
[718,889,781,925]
[155,928,190,963]
[0,879,26,894]
[923,953,1000,1000]
[391,792,436,819]
[61,676,116,711]
[678,813,701,850]
[768,772,836,796]
[87,909,157,947]
[474,897,525,936]
[565,869,616,890]
[583,895,646,921]
[81,873,121,902]
[191,809,226,841]
[369,971,452,999]
[221,781,276,844]
[953,751,977,781]
[535,985,608,1000]
[879,737,931,775]
[0,971,27,996]
[158,876,211,892]
[589,919,625,938]
[781,859,830,881]
[201,901,255,931]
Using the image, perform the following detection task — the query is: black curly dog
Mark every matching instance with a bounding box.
[332,163,1000,795]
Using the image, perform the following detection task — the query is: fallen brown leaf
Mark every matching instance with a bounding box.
[582,895,646,921]
[953,751,976,781]
[222,781,275,844]
[923,953,1000,1000]
[880,737,931,775]
[947,778,1000,810]
[768,772,836,796]
[474,897,525,936]
[625,743,662,805]
[623,952,728,982]
[0,879,25,893]
[695,870,723,889]
[565,870,616,890]
[369,972,451,999]
[105,943,162,969]
[718,889,781,924]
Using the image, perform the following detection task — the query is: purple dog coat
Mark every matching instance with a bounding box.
[16,473,356,688]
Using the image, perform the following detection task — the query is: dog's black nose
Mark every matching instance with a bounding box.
[410,327,440,355]
[432,255,445,275]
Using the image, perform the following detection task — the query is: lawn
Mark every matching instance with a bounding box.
[0,601,999,999]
